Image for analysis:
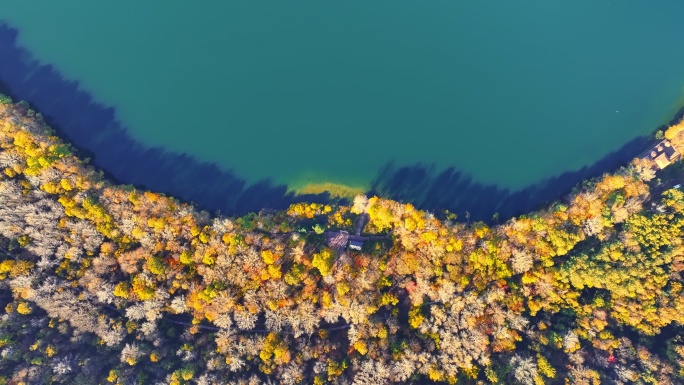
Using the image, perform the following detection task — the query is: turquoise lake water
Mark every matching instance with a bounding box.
[2,1,684,209]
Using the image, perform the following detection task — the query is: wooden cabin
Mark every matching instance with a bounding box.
[645,140,680,170]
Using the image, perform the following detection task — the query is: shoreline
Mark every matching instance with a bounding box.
[1,21,683,223]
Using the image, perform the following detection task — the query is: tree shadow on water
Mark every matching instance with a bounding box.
[0,23,329,215]
[369,136,654,223]
[0,23,669,222]
[370,88,684,224]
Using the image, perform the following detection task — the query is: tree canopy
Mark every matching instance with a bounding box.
[1,96,684,384]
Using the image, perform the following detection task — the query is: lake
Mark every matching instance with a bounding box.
[2,1,684,218]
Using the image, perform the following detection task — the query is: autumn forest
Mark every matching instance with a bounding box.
[2,95,684,384]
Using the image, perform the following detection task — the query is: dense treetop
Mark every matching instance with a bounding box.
[1,96,684,384]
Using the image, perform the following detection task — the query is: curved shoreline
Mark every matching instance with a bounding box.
[0,22,682,224]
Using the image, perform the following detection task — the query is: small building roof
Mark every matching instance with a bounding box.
[349,240,364,250]
[654,153,671,170]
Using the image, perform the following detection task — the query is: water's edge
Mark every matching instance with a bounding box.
[0,23,679,222]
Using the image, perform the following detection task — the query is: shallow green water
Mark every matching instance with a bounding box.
[2,0,684,191]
